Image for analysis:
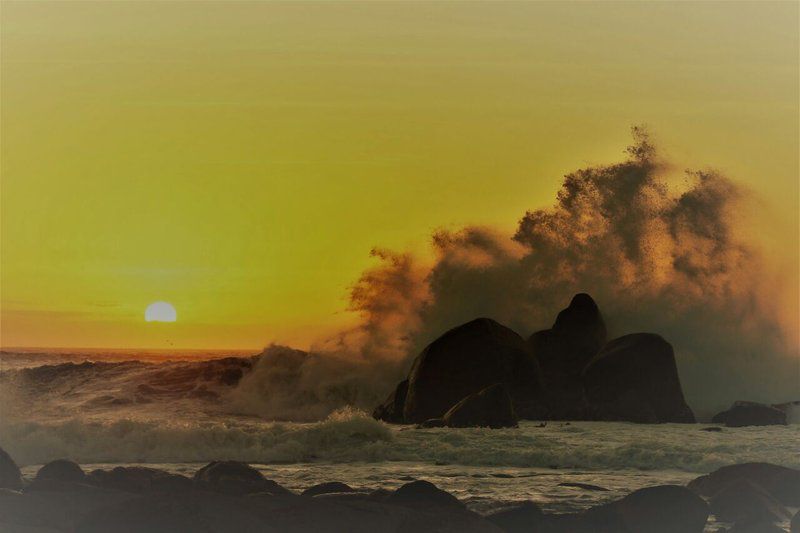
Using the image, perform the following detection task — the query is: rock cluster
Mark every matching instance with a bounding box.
[1,449,797,533]
[374,293,696,425]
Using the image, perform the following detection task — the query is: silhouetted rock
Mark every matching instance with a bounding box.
[301,481,354,497]
[582,333,695,423]
[373,379,408,423]
[442,383,518,428]
[386,480,464,510]
[35,460,86,484]
[193,461,290,496]
[403,318,544,423]
[712,402,787,427]
[88,467,192,493]
[791,510,800,533]
[702,427,723,432]
[708,478,789,525]
[486,501,544,532]
[584,484,709,533]
[689,463,800,507]
[0,447,22,490]
[529,294,607,419]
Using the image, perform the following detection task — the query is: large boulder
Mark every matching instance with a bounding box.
[372,379,408,423]
[712,402,787,427]
[403,318,544,423]
[584,484,709,533]
[0,447,22,490]
[528,294,607,419]
[582,333,695,423]
[442,383,518,428]
[688,463,800,507]
[193,461,289,496]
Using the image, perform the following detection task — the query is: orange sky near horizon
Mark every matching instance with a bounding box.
[1,1,798,350]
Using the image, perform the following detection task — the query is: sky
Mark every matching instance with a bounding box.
[1,1,798,350]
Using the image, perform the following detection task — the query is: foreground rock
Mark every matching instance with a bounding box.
[88,466,192,493]
[0,447,22,490]
[584,484,709,533]
[486,501,544,532]
[582,333,695,423]
[689,463,800,507]
[712,401,787,427]
[386,480,465,510]
[708,478,789,526]
[402,318,544,423]
[193,461,290,496]
[528,293,607,419]
[442,383,518,428]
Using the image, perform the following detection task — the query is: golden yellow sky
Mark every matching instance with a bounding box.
[1,1,797,350]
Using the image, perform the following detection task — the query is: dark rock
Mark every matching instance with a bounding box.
[791,510,799,533]
[34,460,86,484]
[373,379,409,423]
[712,402,787,427]
[582,333,696,423]
[584,485,709,533]
[386,480,464,510]
[75,491,269,533]
[708,479,789,525]
[403,318,544,423]
[87,467,192,493]
[301,482,354,497]
[558,482,609,491]
[528,293,607,420]
[702,427,724,432]
[689,463,800,507]
[193,461,289,496]
[0,447,22,490]
[443,383,518,429]
[485,501,544,532]
[417,418,445,428]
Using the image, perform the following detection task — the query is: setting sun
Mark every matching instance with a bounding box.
[144,302,177,323]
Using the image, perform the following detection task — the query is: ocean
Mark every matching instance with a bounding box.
[1,349,797,529]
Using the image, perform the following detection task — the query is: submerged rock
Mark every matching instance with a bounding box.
[417,418,445,428]
[712,402,787,427]
[372,379,408,423]
[689,463,800,507]
[0,447,22,490]
[582,333,695,423]
[193,461,290,496]
[403,318,544,423]
[301,482,354,497]
[442,383,518,428]
[584,484,709,533]
[558,482,609,492]
[528,293,606,420]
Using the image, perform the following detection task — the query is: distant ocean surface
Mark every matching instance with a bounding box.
[2,349,798,527]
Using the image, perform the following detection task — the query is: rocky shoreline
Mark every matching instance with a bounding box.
[1,447,798,532]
